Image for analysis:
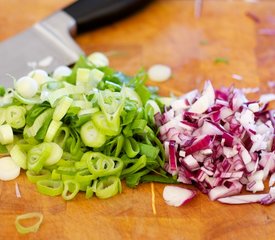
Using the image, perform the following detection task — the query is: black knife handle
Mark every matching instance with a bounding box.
[63,0,151,33]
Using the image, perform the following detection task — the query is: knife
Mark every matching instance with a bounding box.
[0,0,150,87]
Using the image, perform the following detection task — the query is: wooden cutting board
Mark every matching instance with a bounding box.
[0,0,274,239]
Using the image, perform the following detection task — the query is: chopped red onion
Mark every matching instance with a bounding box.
[268,81,275,89]
[245,11,260,23]
[269,173,275,187]
[258,28,275,36]
[169,141,178,172]
[158,81,275,205]
[260,187,275,205]
[163,186,196,207]
[218,194,267,204]
[189,81,215,114]
[180,155,200,171]
[208,181,242,201]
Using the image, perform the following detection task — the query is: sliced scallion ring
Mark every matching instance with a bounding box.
[62,179,80,200]
[26,169,51,183]
[80,120,106,148]
[15,212,43,234]
[27,143,51,173]
[0,124,13,145]
[36,179,63,196]
[95,176,121,199]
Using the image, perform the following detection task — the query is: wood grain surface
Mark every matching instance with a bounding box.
[0,0,275,239]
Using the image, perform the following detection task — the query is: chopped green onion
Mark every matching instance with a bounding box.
[0,156,21,181]
[76,68,91,85]
[36,180,63,196]
[51,169,61,180]
[26,169,51,183]
[62,179,80,200]
[75,169,95,191]
[85,185,94,199]
[15,76,38,98]
[53,126,70,148]
[44,120,62,142]
[27,108,53,137]
[131,119,147,130]
[121,155,147,177]
[90,69,105,87]
[43,142,63,166]
[98,89,124,127]
[84,152,123,178]
[92,111,120,136]
[0,85,5,96]
[0,143,8,154]
[214,57,229,64]
[87,52,109,67]
[104,134,124,157]
[15,212,43,234]
[124,137,140,158]
[53,96,73,121]
[80,120,106,148]
[140,174,178,184]
[138,143,160,159]
[0,54,165,200]
[10,144,31,169]
[125,169,151,188]
[0,108,6,125]
[95,176,121,199]
[27,143,51,173]
[0,124,13,145]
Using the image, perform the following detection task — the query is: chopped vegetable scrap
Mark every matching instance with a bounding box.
[156,81,275,205]
[15,212,43,234]
[214,57,229,64]
[148,64,172,82]
[258,28,275,36]
[163,185,196,207]
[0,52,175,200]
[245,11,260,23]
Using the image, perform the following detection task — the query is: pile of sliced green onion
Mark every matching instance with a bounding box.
[0,52,175,201]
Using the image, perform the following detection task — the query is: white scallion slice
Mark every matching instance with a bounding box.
[145,100,161,115]
[87,52,109,67]
[44,120,62,142]
[44,143,63,166]
[28,69,49,87]
[80,120,106,148]
[0,156,20,181]
[53,96,73,121]
[10,145,28,169]
[53,66,72,81]
[124,87,142,107]
[0,124,13,145]
[148,64,172,82]
[90,68,104,86]
[76,68,91,85]
[15,76,38,98]
[0,108,6,125]
[28,109,53,137]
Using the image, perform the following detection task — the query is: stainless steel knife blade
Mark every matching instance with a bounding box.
[0,12,82,87]
[0,0,151,87]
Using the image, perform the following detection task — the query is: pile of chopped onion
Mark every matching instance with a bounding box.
[156,81,275,205]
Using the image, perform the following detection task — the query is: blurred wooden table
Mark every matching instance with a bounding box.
[0,0,274,239]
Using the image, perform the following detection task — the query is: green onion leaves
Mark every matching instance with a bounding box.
[1,53,169,201]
